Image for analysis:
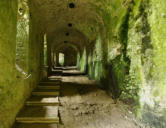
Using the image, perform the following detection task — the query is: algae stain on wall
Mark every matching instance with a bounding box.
[87,34,104,82]
[122,0,166,127]
[16,0,30,75]
[0,1,45,128]
[77,47,87,72]
[86,0,166,127]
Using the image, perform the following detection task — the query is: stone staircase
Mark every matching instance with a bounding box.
[13,79,61,128]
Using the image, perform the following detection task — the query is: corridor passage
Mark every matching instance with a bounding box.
[13,68,145,128]
[1,0,166,128]
[13,72,61,128]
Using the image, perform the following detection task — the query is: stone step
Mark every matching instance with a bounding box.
[53,67,63,70]
[43,78,62,82]
[13,123,58,128]
[62,71,85,76]
[16,106,59,123]
[32,91,59,96]
[37,85,60,90]
[26,96,59,106]
[34,89,59,92]
[51,70,63,75]
[48,76,62,81]
[39,81,61,86]
[62,67,77,70]
[48,76,62,79]
[40,81,61,83]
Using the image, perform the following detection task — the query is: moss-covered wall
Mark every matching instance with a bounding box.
[87,34,104,83]
[16,0,29,72]
[0,1,44,128]
[43,34,47,66]
[77,47,87,72]
[126,0,166,127]
[0,1,18,127]
[0,0,166,127]
[83,0,166,127]
[84,0,129,98]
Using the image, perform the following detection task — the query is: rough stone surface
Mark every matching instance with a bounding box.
[0,0,166,127]
[0,1,45,128]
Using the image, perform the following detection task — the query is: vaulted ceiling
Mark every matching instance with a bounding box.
[29,0,110,52]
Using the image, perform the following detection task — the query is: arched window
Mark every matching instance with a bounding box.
[59,53,65,66]
[15,1,30,78]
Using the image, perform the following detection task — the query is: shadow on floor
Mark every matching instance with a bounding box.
[60,82,98,97]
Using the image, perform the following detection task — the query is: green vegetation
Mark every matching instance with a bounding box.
[59,53,65,66]
[0,0,166,127]
[77,0,166,127]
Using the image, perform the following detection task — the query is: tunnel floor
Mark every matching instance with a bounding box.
[53,69,146,128]
[13,68,147,128]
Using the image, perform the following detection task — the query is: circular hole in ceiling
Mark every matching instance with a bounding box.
[68,23,72,27]
[66,32,69,36]
[18,8,24,15]
[69,3,75,8]
[19,8,23,12]
[64,41,68,43]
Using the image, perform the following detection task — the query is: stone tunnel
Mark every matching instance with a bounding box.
[0,0,166,128]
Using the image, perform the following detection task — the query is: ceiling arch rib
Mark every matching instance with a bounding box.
[29,0,107,47]
[49,28,88,53]
[52,41,82,54]
[54,43,79,54]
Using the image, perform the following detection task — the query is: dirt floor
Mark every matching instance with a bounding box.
[56,75,149,128]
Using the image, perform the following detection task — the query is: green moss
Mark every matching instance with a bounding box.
[0,1,44,127]
[1,0,166,127]
[118,10,129,44]
[77,48,87,72]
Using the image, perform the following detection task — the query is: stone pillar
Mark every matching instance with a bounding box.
[47,43,52,74]
[56,53,59,67]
